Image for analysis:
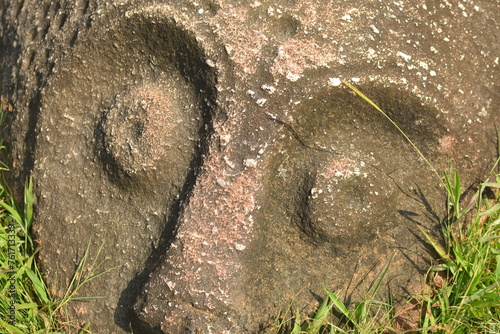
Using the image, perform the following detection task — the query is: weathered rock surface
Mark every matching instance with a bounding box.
[1,0,498,333]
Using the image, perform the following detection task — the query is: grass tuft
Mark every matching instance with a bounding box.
[417,168,500,334]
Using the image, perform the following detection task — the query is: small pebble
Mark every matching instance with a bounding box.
[244,159,257,168]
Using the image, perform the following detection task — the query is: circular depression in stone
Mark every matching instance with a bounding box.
[306,156,397,245]
[98,75,201,180]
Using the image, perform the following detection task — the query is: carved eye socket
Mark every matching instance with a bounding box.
[87,15,217,187]
[96,78,202,183]
[305,156,397,246]
[261,85,445,251]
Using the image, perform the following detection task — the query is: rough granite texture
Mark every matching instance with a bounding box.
[0,0,498,333]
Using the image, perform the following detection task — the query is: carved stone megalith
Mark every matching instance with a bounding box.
[1,0,498,333]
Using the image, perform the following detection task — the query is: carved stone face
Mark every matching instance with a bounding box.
[1,0,498,333]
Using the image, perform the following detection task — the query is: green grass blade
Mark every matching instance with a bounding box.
[444,170,463,218]
[16,302,39,310]
[24,266,49,305]
[0,319,25,334]
[481,182,500,188]
[462,282,500,305]
[24,177,33,230]
[419,227,457,273]
[291,310,301,334]
[368,252,395,299]
[469,299,500,308]
[306,296,332,332]
[353,301,365,324]
[478,203,500,217]
[454,171,461,209]
[444,172,453,196]
[324,287,356,325]
[0,201,22,225]
[479,235,500,242]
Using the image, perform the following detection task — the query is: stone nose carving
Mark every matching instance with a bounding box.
[133,167,261,332]
[1,1,498,333]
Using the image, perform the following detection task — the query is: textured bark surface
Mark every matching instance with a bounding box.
[1,0,498,333]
